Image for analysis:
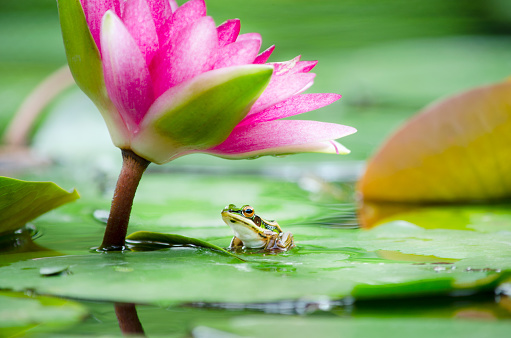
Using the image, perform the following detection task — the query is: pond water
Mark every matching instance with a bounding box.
[1,168,510,337]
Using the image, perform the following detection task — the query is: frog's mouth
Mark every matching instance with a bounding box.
[221,211,269,248]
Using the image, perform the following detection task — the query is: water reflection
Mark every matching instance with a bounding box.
[115,303,145,336]
[0,224,62,266]
[54,293,511,336]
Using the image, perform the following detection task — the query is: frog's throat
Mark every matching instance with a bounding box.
[222,212,268,248]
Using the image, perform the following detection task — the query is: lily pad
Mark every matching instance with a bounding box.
[0,217,510,305]
[198,316,511,338]
[0,173,510,306]
[126,231,244,261]
[0,249,506,306]
[0,176,79,236]
[0,291,88,337]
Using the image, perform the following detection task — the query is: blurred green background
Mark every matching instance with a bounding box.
[2,2,511,335]
[1,0,511,165]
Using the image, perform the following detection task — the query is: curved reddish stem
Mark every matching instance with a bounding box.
[100,149,150,250]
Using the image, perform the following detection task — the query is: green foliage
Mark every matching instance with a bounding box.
[0,177,79,236]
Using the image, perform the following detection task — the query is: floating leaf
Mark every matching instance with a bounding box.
[0,291,88,337]
[0,220,510,305]
[0,177,79,236]
[358,80,511,203]
[198,316,511,338]
[126,231,244,261]
[1,174,510,306]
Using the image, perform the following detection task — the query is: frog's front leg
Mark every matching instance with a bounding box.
[264,232,295,251]
[229,236,243,250]
[280,232,295,250]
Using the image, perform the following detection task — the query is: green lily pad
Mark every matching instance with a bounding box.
[126,231,244,261]
[0,291,88,337]
[0,174,510,306]
[0,176,79,236]
[0,221,509,305]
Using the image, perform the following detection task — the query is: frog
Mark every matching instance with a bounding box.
[221,204,295,251]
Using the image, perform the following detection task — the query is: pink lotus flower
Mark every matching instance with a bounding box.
[58,0,356,164]
[57,0,356,250]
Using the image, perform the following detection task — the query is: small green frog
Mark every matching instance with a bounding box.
[221,204,295,251]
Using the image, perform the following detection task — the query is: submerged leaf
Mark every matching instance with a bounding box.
[0,177,79,236]
[0,291,87,337]
[358,80,511,203]
[126,231,244,261]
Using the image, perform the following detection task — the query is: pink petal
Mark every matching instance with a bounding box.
[237,33,261,43]
[101,11,154,133]
[160,0,206,47]
[151,16,218,97]
[240,93,341,126]
[248,72,316,115]
[254,45,275,64]
[295,60,318,73]
[208,120,356,156]
[116,0,125,15]
[217,19,241,47]
[80,0,119,52]
[214,39,261,69]
[269,57,317,74]
[146,0,174,44]
[122,0,159,65]
[270,56,300,75]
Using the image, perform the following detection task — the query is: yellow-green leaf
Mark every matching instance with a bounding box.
[358,79,511,203]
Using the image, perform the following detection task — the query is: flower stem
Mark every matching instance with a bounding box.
[114,303,145,336]
[100,149,150,251]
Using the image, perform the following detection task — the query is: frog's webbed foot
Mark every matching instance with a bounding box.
[264,232,295,252]
[229,236,243,250]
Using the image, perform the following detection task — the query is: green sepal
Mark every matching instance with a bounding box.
[56,1,130,147]
[56,0,105,103]
[132,65,273,163]
[155,66,273,147]
[0,177,79,236]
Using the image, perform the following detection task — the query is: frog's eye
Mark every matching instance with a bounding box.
[242,206,255,218]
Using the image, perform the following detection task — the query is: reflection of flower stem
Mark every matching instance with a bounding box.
[100,150,150,250]
[114,303,145,336]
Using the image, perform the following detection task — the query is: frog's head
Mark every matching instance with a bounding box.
[221,204,280,248]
